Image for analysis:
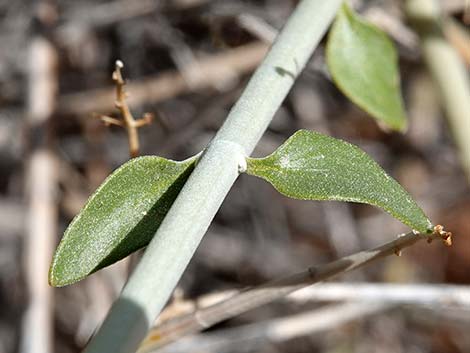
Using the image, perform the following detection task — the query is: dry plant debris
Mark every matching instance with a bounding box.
[97,60,153,157]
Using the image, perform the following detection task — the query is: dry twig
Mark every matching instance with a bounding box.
[97,60,153,157]
[290,282,470,307]
[138,226,451,352]
[143,302,389,353]
[154,281,470,327]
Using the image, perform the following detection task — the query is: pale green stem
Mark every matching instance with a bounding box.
[407,0,470,183]
[83,1,343,352]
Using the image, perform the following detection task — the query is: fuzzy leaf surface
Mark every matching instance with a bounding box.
[247,130,432,233]
[49,156,195,287]
[327,3,407,131]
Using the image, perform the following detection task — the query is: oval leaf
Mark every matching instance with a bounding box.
[246,130,432,233]
[326,3,407,131]
[49,156,196,287]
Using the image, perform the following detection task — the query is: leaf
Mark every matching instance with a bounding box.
[326,3,407,131]
[246,130,432,233]
[49,156,196,287]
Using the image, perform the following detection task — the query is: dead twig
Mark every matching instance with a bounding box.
[143,303,389,353]
[155,281,470,328]
[97,60,153,157]
[289,282,470,307]
[138,226,451,352]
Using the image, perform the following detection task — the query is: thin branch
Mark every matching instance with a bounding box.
[139,227,451,352]
[144,303,389,353]
[237,14,278,43]
[98,115,125,127]
[154,281,470,328]
[289,283,470,307]
[97,60,153,157]
[134,113,154,128]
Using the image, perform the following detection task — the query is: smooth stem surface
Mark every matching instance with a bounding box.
[84,1,343,352]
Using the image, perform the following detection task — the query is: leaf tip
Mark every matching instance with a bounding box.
[48,259,66,287]
[48,266,60,287]
[397,121,408,133]
[381,115,408,133]
[48,266,78,287]
[48,249,81,287]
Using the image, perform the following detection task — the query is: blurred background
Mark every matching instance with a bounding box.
[0,0,469,352]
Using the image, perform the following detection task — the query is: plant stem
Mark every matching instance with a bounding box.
[153,303,388,353]
[83,1,343,352]
[289,282,470,306]
[138,230,444,351]
[406,0,470,183]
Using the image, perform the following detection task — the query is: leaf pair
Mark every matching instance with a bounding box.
[50,131,432,287]
[49,4,424,286]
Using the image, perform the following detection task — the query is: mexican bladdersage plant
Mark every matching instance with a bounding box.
[49,2,437,353]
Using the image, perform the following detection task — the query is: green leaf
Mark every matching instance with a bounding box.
[246,130,432,233]
[49,156,196,287]
[326,3,407,131]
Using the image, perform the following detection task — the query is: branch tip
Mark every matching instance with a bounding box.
[96,61,154,158]
[113,60,125,86]
[432,224,452,247]
[134,113,154,128]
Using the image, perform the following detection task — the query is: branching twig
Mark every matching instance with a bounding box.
[97,60,153,157]
[138,226,451,352]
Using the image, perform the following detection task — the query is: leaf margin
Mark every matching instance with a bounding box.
[246,130,433,233]
[326,3,408,132]
[49,154,197,287]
